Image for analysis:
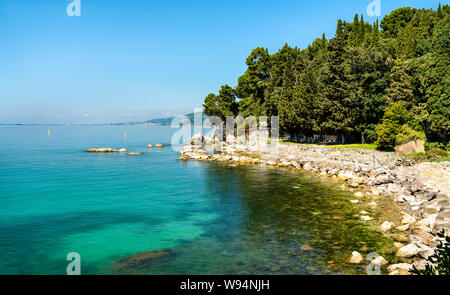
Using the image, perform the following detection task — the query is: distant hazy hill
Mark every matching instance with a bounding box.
[115,112,209,126]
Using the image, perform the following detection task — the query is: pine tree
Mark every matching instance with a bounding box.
[203,85,238,120]
[236,48,272,117]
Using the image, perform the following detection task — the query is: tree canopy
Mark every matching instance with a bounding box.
[203,4,450,147]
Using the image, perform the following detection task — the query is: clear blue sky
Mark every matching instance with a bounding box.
[0,0,445,124]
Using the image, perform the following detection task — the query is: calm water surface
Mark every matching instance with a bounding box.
[0,126,398,274]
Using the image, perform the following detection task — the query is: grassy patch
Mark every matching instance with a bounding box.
[323,144,378,150]
[404,152,426,157]
[281,141,378,150]
[427,157,450,163]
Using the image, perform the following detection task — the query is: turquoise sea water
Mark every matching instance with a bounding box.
[0,126,396,275]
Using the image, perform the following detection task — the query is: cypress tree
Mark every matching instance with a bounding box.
[386,59,414,105]
[359,14,366,45]
[371,20,380,47]
[321,20,353,142]
[322,33,327,50]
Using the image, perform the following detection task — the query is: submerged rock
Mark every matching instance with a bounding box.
[360,215,373,221]
[347,251,364,264]
[371,255,388,266]
[379,221,394,233]
[115,250,174,269]
[301,244,315,251]
[86,148,118,153]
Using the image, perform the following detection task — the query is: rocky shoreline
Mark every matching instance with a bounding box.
[179,135,450,275]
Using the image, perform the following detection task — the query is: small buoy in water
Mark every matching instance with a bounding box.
[48,129,51,136]
[155,143,163,148]
[147,144,152,148]
[125,132,127,137]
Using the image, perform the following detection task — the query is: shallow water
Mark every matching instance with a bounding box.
[0,126,398,274]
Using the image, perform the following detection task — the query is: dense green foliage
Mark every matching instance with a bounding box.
[410,230,450,275]
[203,5,450,148]
[395,124,427,146]
[426,141,450,151]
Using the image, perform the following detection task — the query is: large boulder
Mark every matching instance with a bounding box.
[188,134,205,146]
[401,214,416,225]
[409,225,434,245]
[395,140,425,156]
[396,243,421,258]
[412,260,429,271]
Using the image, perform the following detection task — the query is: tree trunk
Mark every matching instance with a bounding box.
[341,133,345,144]
[361,133,366,144]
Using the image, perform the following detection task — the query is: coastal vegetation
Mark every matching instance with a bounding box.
[203,4,450,150]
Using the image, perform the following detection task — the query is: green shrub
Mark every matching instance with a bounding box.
[395,124,427,146]
[376,102,416,150]
[410,230,450,275]
[426,142,447,151]
[427,148,449,159]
